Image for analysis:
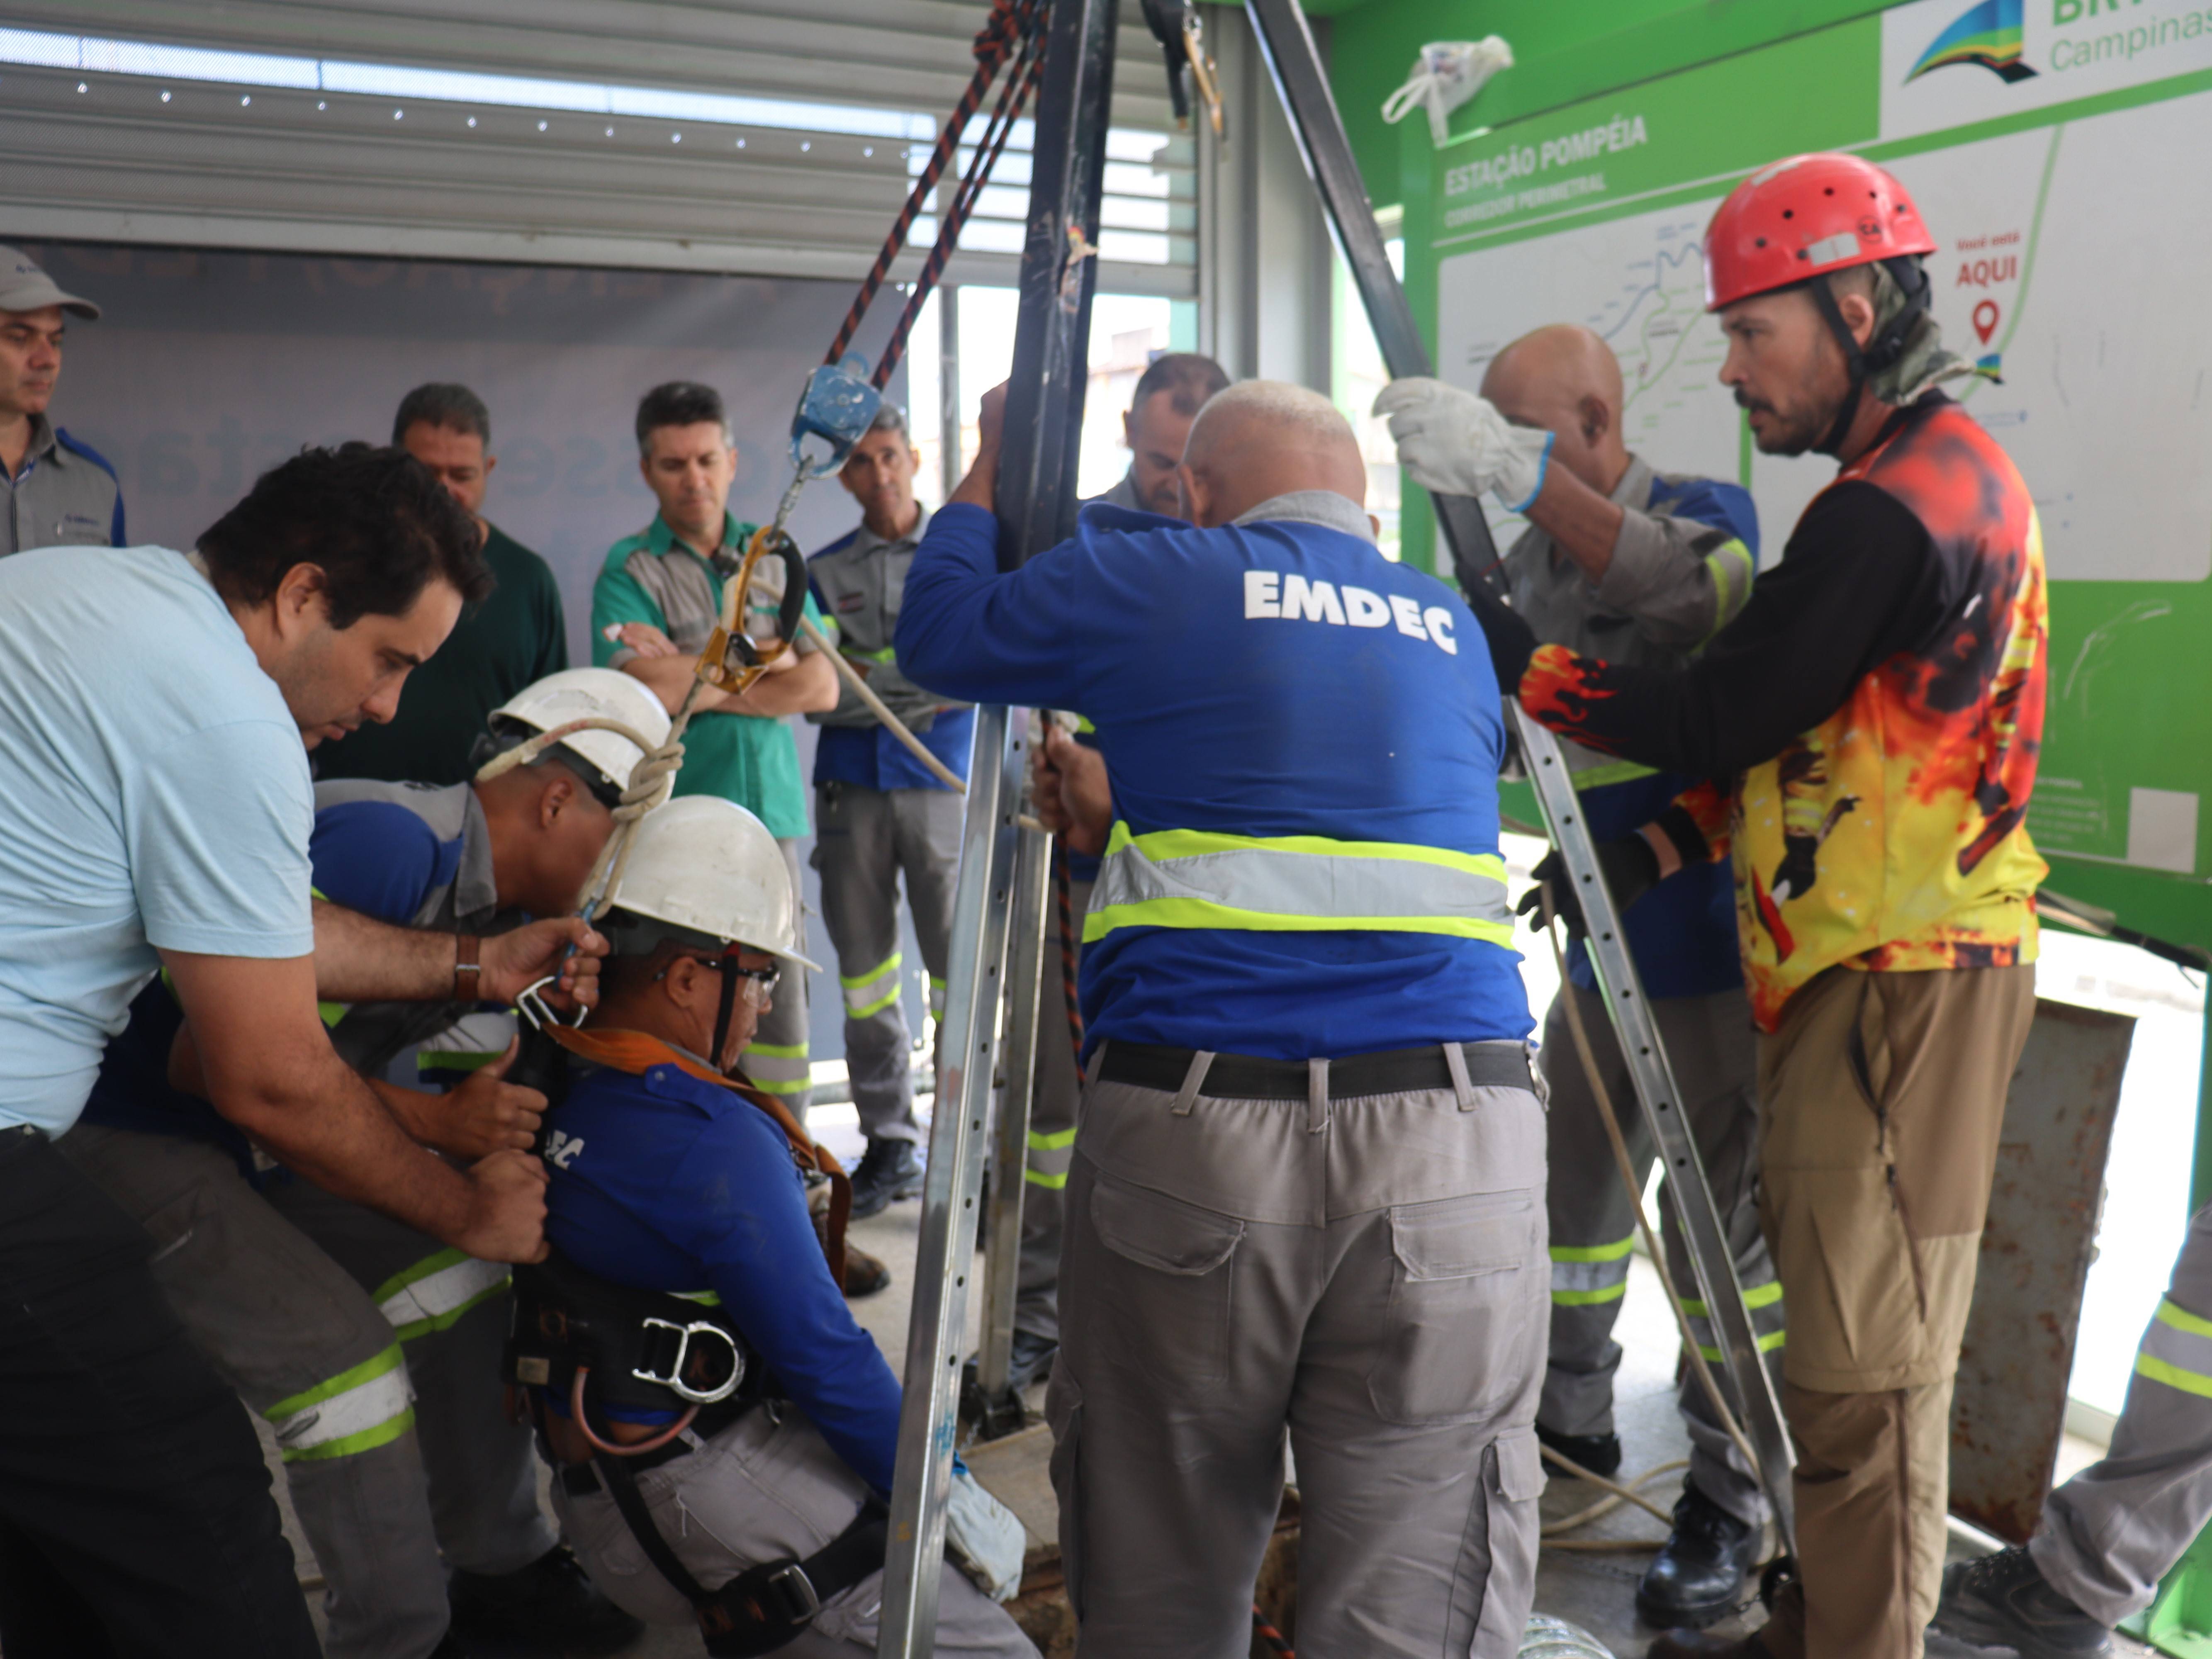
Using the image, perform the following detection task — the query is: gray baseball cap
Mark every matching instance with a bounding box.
[0,246,99,319]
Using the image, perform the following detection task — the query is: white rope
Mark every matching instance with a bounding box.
[1380,37,1513,146]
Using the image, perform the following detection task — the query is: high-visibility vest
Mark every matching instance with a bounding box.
[1083,820,1515,948]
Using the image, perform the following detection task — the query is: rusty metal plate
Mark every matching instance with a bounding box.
[1951,997,2135,1542]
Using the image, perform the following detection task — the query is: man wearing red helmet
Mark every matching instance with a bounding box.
[1387,152,2048,1659]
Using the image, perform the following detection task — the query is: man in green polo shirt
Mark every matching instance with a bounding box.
[592,381,838,1114]
[316,384,569,787]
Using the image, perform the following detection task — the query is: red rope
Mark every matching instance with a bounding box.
[873,36,1044,389]
[823,0,1044,372]
[1251,1605,1295,1659]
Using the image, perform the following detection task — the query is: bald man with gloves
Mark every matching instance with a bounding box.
[1381,327,1777,1630]
[897,379,1547,1657]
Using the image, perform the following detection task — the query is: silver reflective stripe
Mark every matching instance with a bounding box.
[375,1250,511,1343]
[268,1345,416,1462]
[1083,825,1514,946]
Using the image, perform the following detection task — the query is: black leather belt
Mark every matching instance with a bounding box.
[1097,1039,1534,1101]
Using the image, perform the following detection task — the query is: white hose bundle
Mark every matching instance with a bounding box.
[1380,37,1514,146]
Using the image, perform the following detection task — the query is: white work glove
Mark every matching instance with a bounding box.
[944,1469,1027,1603]
[1373,377,1553,512]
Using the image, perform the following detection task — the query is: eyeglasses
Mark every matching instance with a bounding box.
[653,956,781,998]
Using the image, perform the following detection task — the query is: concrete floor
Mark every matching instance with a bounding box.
[259,1121,2152,1659]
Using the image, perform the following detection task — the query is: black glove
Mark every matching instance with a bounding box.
[1515,837,1661,941]
[1458,569,1538,695]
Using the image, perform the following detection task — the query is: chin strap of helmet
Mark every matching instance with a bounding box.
[1805,254,1932,456]
[710,948,743,1078]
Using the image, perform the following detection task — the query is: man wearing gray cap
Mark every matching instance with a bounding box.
[0,245,122,555]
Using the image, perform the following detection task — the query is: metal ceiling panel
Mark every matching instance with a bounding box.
[0,2,1195,293]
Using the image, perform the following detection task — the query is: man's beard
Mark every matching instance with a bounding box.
[1736,389,1826,458]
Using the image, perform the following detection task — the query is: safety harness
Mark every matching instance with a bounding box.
[506,1027,872,1653]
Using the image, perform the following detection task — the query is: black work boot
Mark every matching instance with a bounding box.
[849,1136,925,1219]
[1536,1418,1624,1479]
[1937,1544,2115,1659]
[447,1544,642,1655]
[1636,1481,1759,1630]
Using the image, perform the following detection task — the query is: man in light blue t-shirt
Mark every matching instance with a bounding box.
[0,446,600,1659]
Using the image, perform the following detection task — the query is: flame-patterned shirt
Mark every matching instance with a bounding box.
[1514,394,2047,1030]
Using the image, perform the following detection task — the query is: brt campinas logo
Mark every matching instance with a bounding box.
[1908,0,2039,81]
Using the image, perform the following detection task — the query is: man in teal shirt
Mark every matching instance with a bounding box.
[593,381,837,1114]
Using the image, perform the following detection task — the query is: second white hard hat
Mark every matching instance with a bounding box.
[488,667,672,798]
[602,795,820,971]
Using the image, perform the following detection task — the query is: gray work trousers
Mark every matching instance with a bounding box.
[553,1400,1034,1656]
[812,782,961,1144]
[1047,1045,1550,1657]
[1015,865,1091,1344]
[60,1124,553,1659]
[747,838,817,1118]
[2032,1203,2212,1626]
[1538,981,1783,1527]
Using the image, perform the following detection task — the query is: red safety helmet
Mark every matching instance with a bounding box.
[1703,152,1936,313]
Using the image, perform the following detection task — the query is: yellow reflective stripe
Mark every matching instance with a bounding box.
[1084,899,1515,945]
[1701,538,1757,645]
[850,988,902,1018]
[1550,1237,1635,1264]
[2157,1298,2212,1341]
[1695,1331,1787,1362]
[750,1074,813,1095]
[1086,822,1514,948]
[1073,715,1096,735]
[841,951,903,990]
[1028,1127,1078,1152]
[1024,1168,1069,1190]
[268,1345,414,1461]
[1104,821,1506,882]
[2136,1353,2212,1399]
[373,1250,510,1343]
[747,1042,808,1058]
[1552,1283,1628,1307]
[843,644,898,665]
[1678,1281,1786,1316]
[318,1001,349,1028]
[670,1288,722,1306]
[418,1051,503,1073]
[1573,759,1660,792]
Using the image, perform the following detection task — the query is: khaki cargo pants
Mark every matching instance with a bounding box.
[1753,963,2035,1659]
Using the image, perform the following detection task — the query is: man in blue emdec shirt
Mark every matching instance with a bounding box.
[895,379,1547,1657]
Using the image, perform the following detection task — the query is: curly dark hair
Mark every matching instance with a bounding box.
[196,443,492,628]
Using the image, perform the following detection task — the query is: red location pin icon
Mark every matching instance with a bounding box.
[1972,299,2000,345]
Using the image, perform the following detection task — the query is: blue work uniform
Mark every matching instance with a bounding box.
[895,487,1550,1657]
[895,491,1533,1057]
[540,1059,902,1495]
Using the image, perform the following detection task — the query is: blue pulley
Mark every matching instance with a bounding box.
[790,355,883,478]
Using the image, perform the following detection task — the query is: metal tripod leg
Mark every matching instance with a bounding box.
[876,0,1116,1648]
[972,823,1051,1433]
[1240,0,1797,1556]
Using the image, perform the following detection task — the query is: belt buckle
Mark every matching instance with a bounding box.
[631,1318,745,1404]
[764,1561,821,1621]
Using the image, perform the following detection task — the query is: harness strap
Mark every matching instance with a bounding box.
[547,1026,851,1287]
[594,1451,889,1657]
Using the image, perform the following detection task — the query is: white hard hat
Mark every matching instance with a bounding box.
[603,796,820,971]
[489,668,671,798]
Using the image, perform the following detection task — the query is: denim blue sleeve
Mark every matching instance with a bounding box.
[308,802,455,926]
[661,1105,905,1496]
[1651,476,1760,561]
[893,503,1092,708]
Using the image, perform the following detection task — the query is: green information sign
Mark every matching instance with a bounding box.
[1402,0,2212,954]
